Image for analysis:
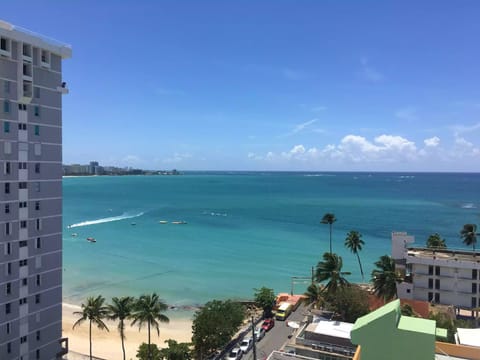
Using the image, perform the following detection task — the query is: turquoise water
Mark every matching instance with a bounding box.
[62,172,480,307]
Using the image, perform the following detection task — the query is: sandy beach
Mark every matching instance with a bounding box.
[63,303,193,360]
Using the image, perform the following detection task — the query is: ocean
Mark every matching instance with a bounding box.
[62,172,480,308]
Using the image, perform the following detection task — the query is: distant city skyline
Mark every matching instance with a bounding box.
[3,1,480,171]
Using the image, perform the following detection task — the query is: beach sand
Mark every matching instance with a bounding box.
[63,303,193,360]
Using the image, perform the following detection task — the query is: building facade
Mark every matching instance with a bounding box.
[0,20,71,359]
[392,232,480,312]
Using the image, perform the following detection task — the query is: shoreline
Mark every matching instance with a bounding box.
[63,303,193,359]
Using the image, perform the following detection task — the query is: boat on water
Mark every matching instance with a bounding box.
[86,237,96,243]
[71,233,78,237]
[159,220,168,224]
[172,221,187,225]
[131,222,136,226]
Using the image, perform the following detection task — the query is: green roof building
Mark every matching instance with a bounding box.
[350,300,447,360]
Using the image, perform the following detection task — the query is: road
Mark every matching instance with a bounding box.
[243,305,306,360]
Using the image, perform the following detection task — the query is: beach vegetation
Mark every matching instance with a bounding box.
[253,287,275,318]
[344,230,365,281]
[137,343,162,360]
[429,310,475,343]
[371,255,403,302]
[321,213,337,254]
[426,233,447,249]
[158,339,192,360]
[460,223,477,251]
[324,285,369,323]
[400,303,418,317]
[303,283,325,309]
[107,296,135,360]
[72,295,110,360]
[191,299,245,359]
[131,293,170,360]
[315,252,350,295]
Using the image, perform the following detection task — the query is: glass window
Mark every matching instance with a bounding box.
[34,125,40,136]
[4,121,10,133]
[5,303,11,314]
[36,237,41,248]
[35,294,40,304]
[4,204,9,213]
[34,87,40,98]
[3,100,9,113]
[6,282,11,294]
[5,182,10,194]
[34,105,40,117]
[4,80,10,93]
[35,163,40,173]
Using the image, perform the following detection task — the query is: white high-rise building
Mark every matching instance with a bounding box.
[0,20,71,359]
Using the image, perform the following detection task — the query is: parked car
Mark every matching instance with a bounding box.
[226,348,243,360]
[239,337,253,353]
[254,327,266,341]
[261,318,275,331]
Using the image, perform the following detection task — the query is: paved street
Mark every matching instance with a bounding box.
[242,304,306,360]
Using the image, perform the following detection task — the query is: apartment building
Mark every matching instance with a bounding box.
[0,20,71,359]
[392,232,480,313]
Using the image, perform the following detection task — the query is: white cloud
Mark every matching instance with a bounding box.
[290,144,306,155]
[359,57,384,83]
[424,136,440,147]
[395,107,418,121]
[280,119,318,138]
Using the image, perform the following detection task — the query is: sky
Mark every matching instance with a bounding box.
[3,1,480,171]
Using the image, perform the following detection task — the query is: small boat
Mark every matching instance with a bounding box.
[172,221,187,225]
[71,233,78,237]
[131,222,136,226]
[86,237,96,243]
[159,220,168,224]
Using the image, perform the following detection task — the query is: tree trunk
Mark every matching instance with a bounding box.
[121,321,126,360]
[357,253,364,282]
[89,320,92,360]
[148,321,151,360]
[329,224,332,254]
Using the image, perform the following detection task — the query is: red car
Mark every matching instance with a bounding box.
[261,318,275,331]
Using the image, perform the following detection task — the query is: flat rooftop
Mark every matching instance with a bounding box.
[305,317,353,340]
[407,247,480,263]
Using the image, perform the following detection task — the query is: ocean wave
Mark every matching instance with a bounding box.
[461,203,476,209]
[303,174,336,177]
[67,212,144,228]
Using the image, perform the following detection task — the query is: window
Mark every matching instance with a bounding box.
[22,278,27,286]
[6,242,11,255]
[4,141,11,154]
[5,303,11,314]
[7,262,11,275]
[35,163,40,173]
[35,201,40,210]
[20,220,27,228]
[3,100,10,113]
[472,297,477,308]
[20,335,27,343]
[0,37,8,51]
[4,182,9,194]
[41,50,49,63]
[34,105,40,117]
[18,123,27,130]
[4,121,10,133]
[35,182,40,192]
[435,266,440,276]
[434,293,440,303]
[34,87,40,98]
[19,297,27,305]
[4,80,9,93]
[34,125,40,136]
[36,237,41,248]
[36,349,40,360]
[473,283,477,294]
[36,274,41,286]
[19,162,27,169]
[18,103,27,111]
[406,288,411,293]
[4,204,9,213]
[19,201,27,208]
[36,330,40,341]
[36,219,41,231]
[19,259,27,267]
[19,182,27,189]
[7,342,11,354]
[6,322,10,334]
[473,269,478,280]
[35,294,40,304]
[435,279,440,290]
[6,282,11,295]
[4,161,10,174]
[5,222,10,235]
[428,292,433,302]
[19,240,27,247]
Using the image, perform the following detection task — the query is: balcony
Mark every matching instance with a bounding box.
[57,82,69,94]
[57,337,69,358]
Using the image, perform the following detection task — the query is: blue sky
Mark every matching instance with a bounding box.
[4,1,480,171]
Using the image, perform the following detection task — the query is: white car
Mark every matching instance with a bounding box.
[254,327,266,341]
[239,337,253,353]
[226,347,243,360]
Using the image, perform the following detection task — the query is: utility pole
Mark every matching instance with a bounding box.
[252,316,257,360]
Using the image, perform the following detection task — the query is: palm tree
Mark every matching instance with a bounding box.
[321,213,337,254]
[303,283,325,309]
[426,233,447,249]
[73,295,109,360]
[315,252,350,296]
[371,255,403,303]
[108,296,134,360]
[344,230,365,282]
[131,293,170,360]
[460,224,477,251]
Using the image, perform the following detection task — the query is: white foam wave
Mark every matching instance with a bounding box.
[461,203,476,209]
[67,212,144,228]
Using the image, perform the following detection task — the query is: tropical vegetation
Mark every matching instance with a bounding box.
[321,213,337,254]
[326,285,370,323]
[371,255,403,302]
[303,283,325,309]
[136,343,162,360]
[460,223,477,251]
[344,230,365,281]
[315,252,350,295]
[158,339,192,360]
[72,295,110,360]
[426,233,446,249]
[107,296,135,360]
[253,286,276,318]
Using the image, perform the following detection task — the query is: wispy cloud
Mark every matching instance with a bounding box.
[451,122,480,135]
[279,119,318,138]
[359,57,384,83]
[395,106,418,121]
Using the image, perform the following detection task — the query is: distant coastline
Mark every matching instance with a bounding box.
[62,161,181,176]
